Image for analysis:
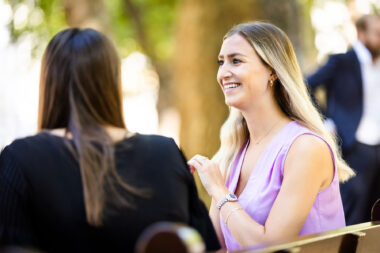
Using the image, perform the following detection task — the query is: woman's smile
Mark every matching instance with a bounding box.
[223,82,242,91]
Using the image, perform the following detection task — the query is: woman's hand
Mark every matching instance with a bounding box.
[188,155,227,198]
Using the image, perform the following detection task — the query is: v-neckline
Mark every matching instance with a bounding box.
[232,121,295,198]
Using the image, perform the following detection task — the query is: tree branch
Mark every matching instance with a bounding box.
[123,0,155,62]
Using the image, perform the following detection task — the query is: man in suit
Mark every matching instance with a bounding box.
[307,14,380,225]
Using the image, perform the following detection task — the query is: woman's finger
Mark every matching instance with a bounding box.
[189,165,196,174]
[194,155,209,162]
[187,159,202,170]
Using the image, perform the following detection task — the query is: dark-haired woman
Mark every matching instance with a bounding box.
[0,28,219,253]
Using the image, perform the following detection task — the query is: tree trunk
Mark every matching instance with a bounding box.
[62,0,109,34]
[258,0,317,73]
[172,0,261,203]
[121,0,172,118]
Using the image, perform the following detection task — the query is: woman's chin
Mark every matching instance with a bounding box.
[225,98,243,109]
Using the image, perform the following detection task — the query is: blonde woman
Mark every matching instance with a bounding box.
[188,22,355,251]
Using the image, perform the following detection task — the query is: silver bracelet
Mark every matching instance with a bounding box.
[217,193,238,210]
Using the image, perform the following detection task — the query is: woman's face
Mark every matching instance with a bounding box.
[217,34,274,110]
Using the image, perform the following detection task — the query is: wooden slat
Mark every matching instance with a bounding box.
[239,222,380,253]
[355,223,380,253]
[236,199,380,253]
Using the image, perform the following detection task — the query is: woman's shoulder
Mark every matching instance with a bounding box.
[0,133,60,183]
[284,121,314,136]
[278,121,334,168]
[3,132,60,155]
[134,133,175,142]
[279,122,327,147]
[288,133,332,159]
[121,133,184,162]
[123,134,190,178]
[283,122,333,162]
[130,133,179,150]
[283,127,334,189]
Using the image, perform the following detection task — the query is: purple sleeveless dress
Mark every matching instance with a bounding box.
[220,121,345,251]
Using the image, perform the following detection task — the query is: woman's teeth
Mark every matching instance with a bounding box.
[224,83,240,89]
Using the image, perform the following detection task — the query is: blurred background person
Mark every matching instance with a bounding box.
[0,28,220,253]
[307,14,380,225]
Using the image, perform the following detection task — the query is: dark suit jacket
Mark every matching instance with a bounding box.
[307,49,363,152]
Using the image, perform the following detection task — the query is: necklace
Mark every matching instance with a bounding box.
[252,119,282,145]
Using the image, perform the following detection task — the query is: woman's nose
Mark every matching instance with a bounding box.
[218,64,232,81]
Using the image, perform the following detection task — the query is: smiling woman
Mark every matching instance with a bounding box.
[188,22,355,251]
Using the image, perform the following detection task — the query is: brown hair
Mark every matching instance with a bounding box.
[355,14,380,32]
[38,28,147,226]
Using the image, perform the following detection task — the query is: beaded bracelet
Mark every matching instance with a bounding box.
[225,207,243,226]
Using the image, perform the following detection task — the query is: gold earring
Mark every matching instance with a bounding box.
[269,80,274,87]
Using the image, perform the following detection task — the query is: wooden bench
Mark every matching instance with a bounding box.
[355,199,380,253]
[239,199,380,253]
[240,222,379,253]
[135,200,380,252]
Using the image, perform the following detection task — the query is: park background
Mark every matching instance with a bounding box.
[0,0,379,204]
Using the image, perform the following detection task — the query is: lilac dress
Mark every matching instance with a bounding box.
[220,121,345,251]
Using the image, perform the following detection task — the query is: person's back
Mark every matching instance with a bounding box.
[0,132,218,252]
[0,27,219,252]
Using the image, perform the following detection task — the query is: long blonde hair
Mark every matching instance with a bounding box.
[213,22,355,182]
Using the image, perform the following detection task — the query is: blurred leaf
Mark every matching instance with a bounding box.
[6,0,66,55]
[4,0,177,60]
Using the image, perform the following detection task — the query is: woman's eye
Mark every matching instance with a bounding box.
[233,58,242,64]
[217,60,224,66]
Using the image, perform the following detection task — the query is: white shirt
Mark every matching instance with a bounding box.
[353,41,380,145]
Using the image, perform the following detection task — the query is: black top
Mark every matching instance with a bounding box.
[0,133,220,252]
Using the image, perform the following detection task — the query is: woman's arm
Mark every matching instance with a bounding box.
[189,134,334,248]
[0,146,35,247]
[209,198,226,250]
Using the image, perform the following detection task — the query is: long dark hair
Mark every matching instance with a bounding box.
[38,28,146,226]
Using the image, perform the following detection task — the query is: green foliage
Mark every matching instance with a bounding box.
[4,0,177,60]
[105,0,137,57]
[6,0,67,56]
[106,0,177,59]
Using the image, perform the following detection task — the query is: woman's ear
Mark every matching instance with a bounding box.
[270,71,278,82]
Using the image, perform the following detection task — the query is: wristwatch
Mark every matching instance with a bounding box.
[217,193,238,210]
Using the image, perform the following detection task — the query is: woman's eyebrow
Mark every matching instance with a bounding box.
[218,53,246,59]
